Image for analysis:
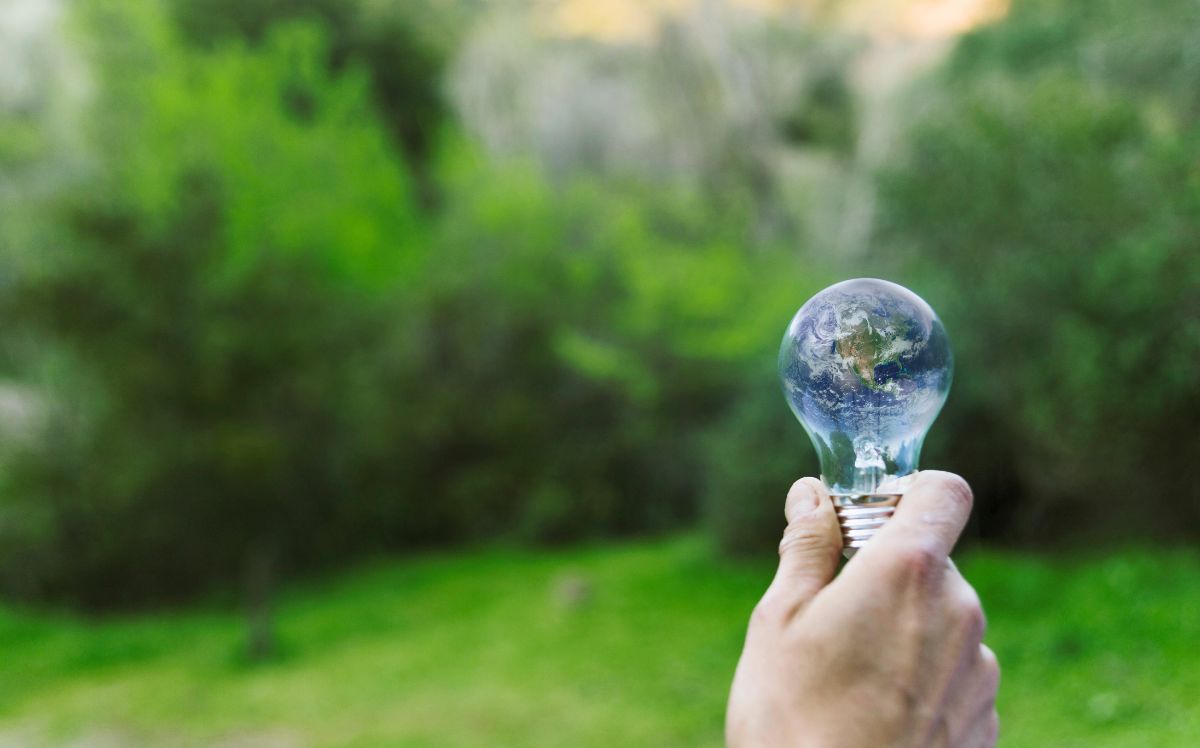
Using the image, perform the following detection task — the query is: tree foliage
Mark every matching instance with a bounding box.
[875,0,1200,541]
[0,5,420,606]
[2,0,1198,611]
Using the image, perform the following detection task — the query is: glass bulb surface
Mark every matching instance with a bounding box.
[779,278,952,495]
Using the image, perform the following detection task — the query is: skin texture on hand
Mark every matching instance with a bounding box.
[726,472,1000,748]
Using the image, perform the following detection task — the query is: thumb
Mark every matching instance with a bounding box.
[763,478,843,615]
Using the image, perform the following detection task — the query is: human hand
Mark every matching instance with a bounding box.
[726,472,999,748]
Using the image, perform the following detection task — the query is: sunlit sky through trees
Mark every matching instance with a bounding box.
[546,0,1010,42]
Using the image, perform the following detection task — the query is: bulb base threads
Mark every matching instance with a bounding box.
[832,492,902,558]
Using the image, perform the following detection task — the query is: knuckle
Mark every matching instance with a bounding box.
[981,646,1002,689]
[749,595,793,631]
[956,590,987,636]
[926,713,951,747]
[892,539,944,585]
[778,519,830,557]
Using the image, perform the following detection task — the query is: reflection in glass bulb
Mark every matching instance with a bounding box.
[779,278,953,499]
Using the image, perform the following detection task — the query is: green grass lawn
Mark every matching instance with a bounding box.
[2,536,1198,746]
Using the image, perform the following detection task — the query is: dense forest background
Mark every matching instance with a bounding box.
[0,0,1197,613]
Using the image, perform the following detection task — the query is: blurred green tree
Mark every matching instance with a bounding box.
[169,0,466,207]
[0,0,832,616]
[875,0,1200,542]
[0,3,421,657]
[20,0,1196,615]
[405,158,819,546]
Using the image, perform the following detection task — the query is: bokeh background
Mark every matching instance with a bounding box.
[1,0,1198,745]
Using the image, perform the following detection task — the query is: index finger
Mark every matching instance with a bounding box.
[851,470,974,567]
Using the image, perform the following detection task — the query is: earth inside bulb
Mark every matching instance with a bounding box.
[779,278,953,496]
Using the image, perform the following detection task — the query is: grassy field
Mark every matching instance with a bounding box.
[2,536,1198,747]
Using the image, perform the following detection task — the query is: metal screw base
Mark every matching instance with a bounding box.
[832,493,902,558]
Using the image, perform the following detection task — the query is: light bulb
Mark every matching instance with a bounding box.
[779,278,953,555]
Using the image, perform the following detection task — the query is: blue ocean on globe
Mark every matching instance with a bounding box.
[779,278,953,494]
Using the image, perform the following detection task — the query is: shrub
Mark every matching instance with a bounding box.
[701,367,820,556]
[874,1,1200,541]
[0,7,421,606]
[403,163,823,546]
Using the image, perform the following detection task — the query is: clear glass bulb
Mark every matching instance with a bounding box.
[779,278,953,548]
